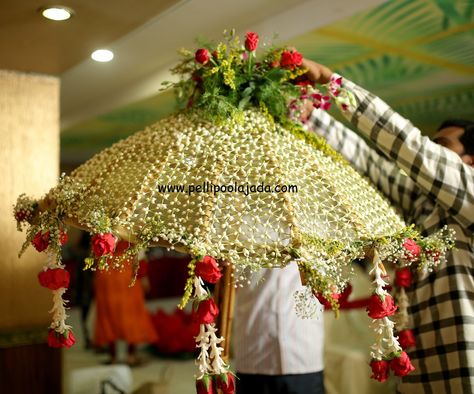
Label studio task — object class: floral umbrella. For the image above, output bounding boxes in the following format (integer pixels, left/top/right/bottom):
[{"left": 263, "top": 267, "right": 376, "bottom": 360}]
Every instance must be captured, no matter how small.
[{"left": 15, "top": 30, "right": 453, "bottom": 391}]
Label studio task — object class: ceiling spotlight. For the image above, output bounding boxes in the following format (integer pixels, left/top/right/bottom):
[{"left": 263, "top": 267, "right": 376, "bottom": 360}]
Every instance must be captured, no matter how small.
[
  {"left": 40, "top": 6, "right": 74, "bottom": 21},
  {"left": 91, "top": 49, "right": 114, "bottom": 63}
]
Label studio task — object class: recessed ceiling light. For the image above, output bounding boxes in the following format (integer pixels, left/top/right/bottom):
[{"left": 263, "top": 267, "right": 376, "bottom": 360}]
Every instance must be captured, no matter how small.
[
  {"left": 91, "top": 49, "right": 114, "bottom": 63},
  {"left": 40, "top": 6, "right": 73, "bottom": 21}
]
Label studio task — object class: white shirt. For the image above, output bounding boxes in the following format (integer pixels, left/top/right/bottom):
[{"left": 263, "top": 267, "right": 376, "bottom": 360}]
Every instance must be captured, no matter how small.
[{"left": 233, "top": 262, "right": 324, "bottom": 375}]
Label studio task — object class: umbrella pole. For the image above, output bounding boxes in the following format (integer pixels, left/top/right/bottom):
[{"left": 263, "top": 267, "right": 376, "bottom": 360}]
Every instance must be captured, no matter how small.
[{"left": 213, "top": 262, "right": 235, "bottom": 362}]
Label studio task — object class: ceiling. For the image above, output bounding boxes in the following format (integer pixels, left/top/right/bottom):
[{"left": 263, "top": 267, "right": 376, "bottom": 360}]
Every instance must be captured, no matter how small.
[
  {"left": 1, "top": 0, "right": 473, "bottom": 167},
  {"left": 0, "top": 0, "right": 180, "bottom": 74}
]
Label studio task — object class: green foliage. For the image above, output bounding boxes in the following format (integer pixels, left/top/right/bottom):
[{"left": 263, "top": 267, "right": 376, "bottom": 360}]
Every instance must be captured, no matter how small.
[{"left": 164, "top": 30, "right": 309, "bottom": 124}]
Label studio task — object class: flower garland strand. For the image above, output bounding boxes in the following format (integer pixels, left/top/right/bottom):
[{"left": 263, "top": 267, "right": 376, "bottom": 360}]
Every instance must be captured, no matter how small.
[
  {"left": 192, "top": 256, "right": 235, "bottom": 394},
  {"left": 38, "top": 251, "right": 76, "bottom": 348},
  {"left": 367, "top": 249, "right": 415, "bottom": 382}
]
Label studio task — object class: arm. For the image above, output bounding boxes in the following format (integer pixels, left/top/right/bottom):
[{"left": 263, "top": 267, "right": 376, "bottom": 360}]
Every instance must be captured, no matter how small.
[
  {"left": 338, "top": 76, "right": 474, "bottom": 230},
  {"left": 301, "top": 58, "right": 474, "bottom": 230},
  {"left": 308, "top": 109, "right": 419, "bottom": 215}
]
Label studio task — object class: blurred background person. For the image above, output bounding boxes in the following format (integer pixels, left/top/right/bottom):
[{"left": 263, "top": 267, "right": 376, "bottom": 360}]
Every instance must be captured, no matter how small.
[{"left": 94, "top": 240, "right": 158, "bottom": 366}]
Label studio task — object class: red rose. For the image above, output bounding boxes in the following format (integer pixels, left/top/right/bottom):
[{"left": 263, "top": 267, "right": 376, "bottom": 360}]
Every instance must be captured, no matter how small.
[
  {"left": 280, "top": 50, "right": 303, "bottom": 69},
  {"left": 395, "top": 267, "right": 412, "bottom": 288},
  {"left": 195, "top": 256, "right": 222, "bottom": 284},
  {"left": 366, "top": 294, "right": 397, "bottom": 319},
  {"left": 292, "top": 51, "right": 303, "bottom": 66},
  {"left": 245, "top": 32, "right": 259, "bottom": 52},
  {"left": 398, "top": 329, "right": 416, "bottom": 349},
  {"left": 370, "top": 359, "right": 390, "bottom": 382},
  {"left": 38, "top": 268, "right": 70, "bottom": 290},
  {"left": 14, "top": 210, "right": 27, "bottom": 222},
  {"left": 216, "top": 372, "right": 235, "bottom": 394},
  {"left": 402, "top": 238, "right": 421, "bottom": 262},
  {"left": 390, "top": 351, "right": 415, "bottom": 377},
  {"left": 195, "top": 49, "right": 210, "bottom": 65},
  {"left": 196, "top": 375, "right": 214, "bottom": 394},
  {"left": 426, "top": 249, "right": 441, "bottom": 262},
  {"left": 194, "top": 298, "right": 219, "bottom": 324},
  {"left": 91, "top": 233, "right": 116, "bottom": 257},
  {"left": 59, "top": 230, "right": 68, "bottom": 245},
  {"left": 47, "top": 329, "right": 76, "bottom": 348},
  {"left": 32, "top": 230, "right": 50, "bottom": 252}
]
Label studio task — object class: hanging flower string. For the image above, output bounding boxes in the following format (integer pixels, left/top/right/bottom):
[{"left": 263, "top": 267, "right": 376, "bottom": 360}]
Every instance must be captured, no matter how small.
[
  {"left": 37, "top": 246, "right": 76, "bottom": 348},
  {"left": 368, "top": 249, "right": 415, "bottom": 382},
  {"left": 192, "top": 256, "right": 235, "bottom": 394}
]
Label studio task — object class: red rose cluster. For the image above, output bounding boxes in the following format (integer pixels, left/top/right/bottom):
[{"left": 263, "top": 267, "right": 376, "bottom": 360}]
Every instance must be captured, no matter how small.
[
  {"left": 38, "top": 268, "right": 70, "bottom": 290},
  {"left": 48, "top": 329, "right": 76, "bottom": 348},
  {"left": 280, "top": 49, "right": 303, "bottom": 70},
  {"left": 370, "top": 351, "right": 415, "bottom": 382},
  {"left": 196, "top": 372, "right": 235, "bottom": 394}
]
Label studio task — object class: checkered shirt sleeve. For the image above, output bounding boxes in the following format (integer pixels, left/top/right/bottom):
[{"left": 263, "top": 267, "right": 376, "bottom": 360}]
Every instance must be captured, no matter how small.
[{"left": 336, "top": 75, "right": 474, "bottom": 231}]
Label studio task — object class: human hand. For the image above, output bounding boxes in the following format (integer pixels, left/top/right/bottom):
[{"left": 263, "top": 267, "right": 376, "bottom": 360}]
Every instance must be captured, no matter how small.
[{"left": 301, "top": 58, "right": 333, "bottom": 85}]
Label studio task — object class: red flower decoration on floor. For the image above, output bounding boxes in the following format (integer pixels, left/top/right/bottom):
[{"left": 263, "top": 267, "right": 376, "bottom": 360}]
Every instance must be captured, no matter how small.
[
  {"left": 398, "top": 329, "right": 416, "bottom": 349},
  {"left": 193, "top": 298, "right": 219, "bottom": 324},
  {"left": 47, "top": 329, "right": 76, "bottom": 348},
  {"left": 32, "top": 230, "right": 50, "bottom": 252},
  {"left": 370, "top": 359, "right": 390, "bottom": 382},
  {"left": 38, "top": 268, "right": 70, "bottom": 290},
  {"left": 390, "top": 351, "right": 415, "bottom": 377},
  {"left": 366, "top": 294, "right": 397, "bottom": 319},
  {"left": 195, "top": 256, "right": 222, "bottom": 284}
]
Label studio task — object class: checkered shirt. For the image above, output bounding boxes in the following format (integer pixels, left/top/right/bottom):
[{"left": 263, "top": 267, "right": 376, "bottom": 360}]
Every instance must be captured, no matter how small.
[{"left": 308, "top": 75, "right": 474, "bottom": 394}]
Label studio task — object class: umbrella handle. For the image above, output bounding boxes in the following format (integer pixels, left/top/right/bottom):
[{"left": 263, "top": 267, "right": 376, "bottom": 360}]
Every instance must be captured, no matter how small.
[{"left": 213, "top": 262, "right": 235, "bottom": 362}]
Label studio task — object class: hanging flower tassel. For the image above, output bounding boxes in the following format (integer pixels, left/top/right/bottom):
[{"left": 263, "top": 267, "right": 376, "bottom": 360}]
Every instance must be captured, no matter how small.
[
  {"left": 38, "top": 253, "right": 75, "bottom": 348},
  {"left": 393, "top": 265, "right": 416, "bottom": 350},
  {"left": 367, "top": 249, "right": 414, "bottom": 381},
  {"left": 191, "top": 256, "right": 235, "bottom": 394},
  {"left": 193, "top": 276, "right": 227, "bottom": 375}
]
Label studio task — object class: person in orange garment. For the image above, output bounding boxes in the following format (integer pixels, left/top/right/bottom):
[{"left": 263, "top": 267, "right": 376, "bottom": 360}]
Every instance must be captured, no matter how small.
[{"left": 94, "top": 240, "right": 158, "bottom": 366}]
